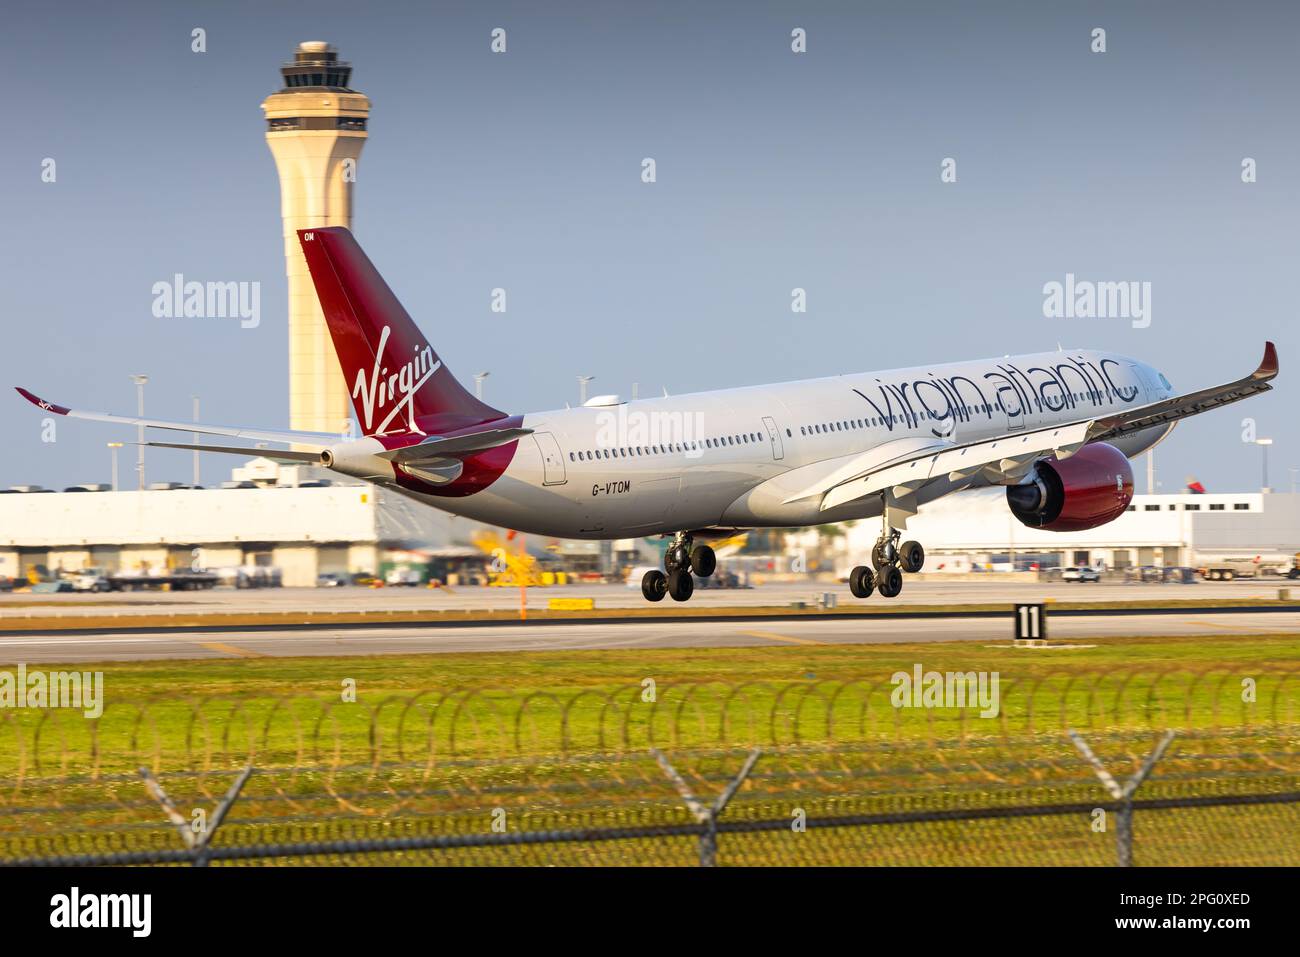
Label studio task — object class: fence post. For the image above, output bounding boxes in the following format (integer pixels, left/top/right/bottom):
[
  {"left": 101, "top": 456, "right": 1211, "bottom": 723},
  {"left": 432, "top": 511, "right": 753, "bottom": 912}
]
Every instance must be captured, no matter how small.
[
  {"left": 139, "top": 764, "right": 255, "bottom": 866},
  {"left": 1067, "top": 730, "right": 1175, "bottom": 866},
  {"left": 651, "top": 748, "right": 760, "bottom": 866}
]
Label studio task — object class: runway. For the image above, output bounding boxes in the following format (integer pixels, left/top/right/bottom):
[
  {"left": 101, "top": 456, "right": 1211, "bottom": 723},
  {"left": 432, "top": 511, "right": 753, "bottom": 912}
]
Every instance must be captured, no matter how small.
[
  {"left": 3, "top": 610, "right": 1296, "bottom": 662},
  {"left": 2, "top": 578, "right": 1295, "bottom": 621}
]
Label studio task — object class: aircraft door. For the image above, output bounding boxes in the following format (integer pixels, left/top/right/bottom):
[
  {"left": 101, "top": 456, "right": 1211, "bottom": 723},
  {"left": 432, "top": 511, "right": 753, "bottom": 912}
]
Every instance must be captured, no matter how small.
[
  {"left": 761, "top": 416, "right": 785, "bottom": 461},
  {"left": 994, "top": 384, "right": 1025, "bottom": 432},
  {"left": 532, "top": 433, "right": 567, "bottom": 486}
]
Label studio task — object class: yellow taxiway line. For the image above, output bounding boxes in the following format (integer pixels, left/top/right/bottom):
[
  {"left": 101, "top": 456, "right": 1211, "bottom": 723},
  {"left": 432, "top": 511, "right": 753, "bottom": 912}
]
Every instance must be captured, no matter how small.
[{"left": 742, "top": 629, "right": 824, "bottom": 646}]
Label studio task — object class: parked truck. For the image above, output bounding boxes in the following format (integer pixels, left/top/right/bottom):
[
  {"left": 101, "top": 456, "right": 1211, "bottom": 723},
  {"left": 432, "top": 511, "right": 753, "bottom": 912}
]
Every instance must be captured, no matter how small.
[{"left": 1198, "top": 553, "right": 1300, "bottom": 581}]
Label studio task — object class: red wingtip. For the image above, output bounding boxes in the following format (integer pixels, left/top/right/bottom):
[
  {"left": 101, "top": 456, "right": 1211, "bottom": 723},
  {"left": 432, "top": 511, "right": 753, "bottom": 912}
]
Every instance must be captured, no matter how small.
[
  {"left": 1256, "top": 341, "right": 1279, "bottom": 379},
  {"left": 15, "top": 387, "right": 69, "bottom": 415}
]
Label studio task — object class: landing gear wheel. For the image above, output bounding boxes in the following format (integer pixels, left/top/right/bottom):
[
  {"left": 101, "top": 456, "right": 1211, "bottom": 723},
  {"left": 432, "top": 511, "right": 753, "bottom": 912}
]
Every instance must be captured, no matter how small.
[
  {"left": 899, "top": 540, "right": 925, "bottom": 574},
  {"left": 667, "top": 568, "right": 694, "bottom": 602},
  {"left": 641, "top": 569, "right": 668, "bottom": 602},
  {"left": 848, "top": 565, "right": 875, "bottom": 599},
  {"left": 690, "top": 545, "right": 716, "bottom": 578},
  {"left": 877, "top": 565, "right": 903, "bottom": 598}
]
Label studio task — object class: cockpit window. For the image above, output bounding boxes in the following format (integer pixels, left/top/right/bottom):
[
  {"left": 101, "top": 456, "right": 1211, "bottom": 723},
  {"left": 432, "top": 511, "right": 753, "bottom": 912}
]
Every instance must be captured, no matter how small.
[{"left": 1158, "top": 373, "right": 1172, "bottom": 390}]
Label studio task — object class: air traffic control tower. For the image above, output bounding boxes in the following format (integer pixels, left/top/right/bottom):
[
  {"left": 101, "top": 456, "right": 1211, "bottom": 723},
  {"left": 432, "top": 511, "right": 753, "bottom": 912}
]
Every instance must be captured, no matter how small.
[{"left": 262, "top": 41, "right": 369, "bottom": 435}]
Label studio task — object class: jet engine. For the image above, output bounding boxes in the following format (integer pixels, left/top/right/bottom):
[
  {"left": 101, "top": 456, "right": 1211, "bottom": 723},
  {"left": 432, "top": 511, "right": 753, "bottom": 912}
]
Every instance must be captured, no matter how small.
[{"left": 1006, "top": 442, "right": 1134, "bottom": 532}]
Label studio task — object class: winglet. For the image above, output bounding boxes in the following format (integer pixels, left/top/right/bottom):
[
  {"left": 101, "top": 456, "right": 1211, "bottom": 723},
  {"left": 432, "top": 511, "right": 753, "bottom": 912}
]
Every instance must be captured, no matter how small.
[
  {"left": 15, "top": 387, "right": 69, "bottom": 416},
  {"left": 1255, "top": 341, "right": 1279, "bottom": 380}
]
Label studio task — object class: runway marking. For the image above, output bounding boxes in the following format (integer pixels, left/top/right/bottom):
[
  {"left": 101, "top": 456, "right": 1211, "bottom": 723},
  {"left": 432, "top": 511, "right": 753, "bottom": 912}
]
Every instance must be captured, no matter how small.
[
  {"left": 1178, "top": 618, "right": 1299, "bottom": 634},
  {"left": 195, "top": 640, "right": 265, "bottom": 658},
  {"left": 742, "top": 630, "right": 823, "bottom": 646}
]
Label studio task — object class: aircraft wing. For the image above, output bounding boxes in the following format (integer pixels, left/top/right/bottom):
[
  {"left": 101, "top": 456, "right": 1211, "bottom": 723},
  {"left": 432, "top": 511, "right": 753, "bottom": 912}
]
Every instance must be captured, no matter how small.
[
  {"left": 143, "top": 440, "right": 323, "bottom": 462},
  {"left": 819, "top": 422, "right": 1091, "bottom": 512},
  {"left": 813, "top": 341, "right": 1278, "bottom": 513},
  {"left": 15, "top": 387, "right": 342, "bottom": 447},
  {"left": 1085, "top": 341, "right": 1277, "bottom": 444}
]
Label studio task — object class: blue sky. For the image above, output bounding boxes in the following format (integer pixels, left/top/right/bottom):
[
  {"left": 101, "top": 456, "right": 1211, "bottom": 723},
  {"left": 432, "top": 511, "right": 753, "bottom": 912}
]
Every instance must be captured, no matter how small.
[{"left": 1, "top": 0, "right": 1295, "bottom": 492}]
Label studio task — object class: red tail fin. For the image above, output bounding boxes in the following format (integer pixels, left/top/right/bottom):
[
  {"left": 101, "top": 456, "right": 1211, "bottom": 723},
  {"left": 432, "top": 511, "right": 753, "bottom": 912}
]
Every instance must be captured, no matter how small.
[{"left": 297, "top": 227, "right": 503, "bottom": 436}]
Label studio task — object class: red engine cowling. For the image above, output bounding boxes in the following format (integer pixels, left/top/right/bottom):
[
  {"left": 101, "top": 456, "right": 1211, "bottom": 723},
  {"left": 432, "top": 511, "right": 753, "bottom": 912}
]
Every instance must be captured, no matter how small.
[{"left": 1006, "top": 442, "right": 1134, "bottom": 532}]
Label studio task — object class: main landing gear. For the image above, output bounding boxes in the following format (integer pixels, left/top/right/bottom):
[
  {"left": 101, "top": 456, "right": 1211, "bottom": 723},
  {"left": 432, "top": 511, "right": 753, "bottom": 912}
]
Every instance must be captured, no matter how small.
[
  {"left": 641, "top": 533, "right": 716, "bottom": 602},
  {"left": 848, "top": 515, "right": 924, "bottom": 601}
]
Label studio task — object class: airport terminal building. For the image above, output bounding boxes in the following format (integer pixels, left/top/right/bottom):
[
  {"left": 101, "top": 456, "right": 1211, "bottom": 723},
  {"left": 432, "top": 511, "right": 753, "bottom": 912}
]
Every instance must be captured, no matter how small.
[{"left": 0, "top": 459, "right": 469, "bottom": 587}]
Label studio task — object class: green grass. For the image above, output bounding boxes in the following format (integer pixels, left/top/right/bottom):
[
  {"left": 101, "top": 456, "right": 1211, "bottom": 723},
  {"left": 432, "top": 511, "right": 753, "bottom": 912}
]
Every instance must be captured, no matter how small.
[
  {"left": 3, "top": 631, "right": 1299, "bottom": 865},
  {"left": 4, "top": 631, "right": 1299, "bottom": 773}
]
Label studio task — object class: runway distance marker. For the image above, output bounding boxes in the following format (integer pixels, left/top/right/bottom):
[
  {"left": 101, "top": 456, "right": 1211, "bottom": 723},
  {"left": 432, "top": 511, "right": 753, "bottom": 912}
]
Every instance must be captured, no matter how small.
[{"left": 1014, "top": 603, "right": 1046, "bottom": 646}]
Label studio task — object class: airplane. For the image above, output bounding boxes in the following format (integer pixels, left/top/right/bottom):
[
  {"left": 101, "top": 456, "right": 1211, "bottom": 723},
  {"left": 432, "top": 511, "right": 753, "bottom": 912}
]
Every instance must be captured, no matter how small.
[{"left": 17, "top": 227, "right": 1279, "bottom": 603}]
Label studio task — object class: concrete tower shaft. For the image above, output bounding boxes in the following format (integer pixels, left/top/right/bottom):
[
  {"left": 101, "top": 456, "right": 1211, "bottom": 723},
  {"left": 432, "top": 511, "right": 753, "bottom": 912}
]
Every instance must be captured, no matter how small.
[{"left": 262, "top": 41, "right": 369, "bottom": 435}]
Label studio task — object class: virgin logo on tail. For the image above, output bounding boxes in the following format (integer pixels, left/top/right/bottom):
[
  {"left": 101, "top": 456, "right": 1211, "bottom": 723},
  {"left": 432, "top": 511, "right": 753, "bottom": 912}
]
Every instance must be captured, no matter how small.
[{"left": 352, "top": 326, "right": 440, "bottom": 435}]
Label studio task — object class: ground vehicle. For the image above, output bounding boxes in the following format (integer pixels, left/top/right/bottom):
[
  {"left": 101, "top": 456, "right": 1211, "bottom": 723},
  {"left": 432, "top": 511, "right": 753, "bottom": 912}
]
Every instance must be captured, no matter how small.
[
  {"left": 112, "top": 568, "right": 219, "bottom": 590},
  {"left": 70, "top": 570, "right": 111, "bottom": 592},
  {"left": 316, "top": 572, "right": 349, "bottom": 587},
  {"left": 1200, "top": 553, "right": 1299, "bottom": 581},
  {"left": 1061, "top": 566, "right": 1100, "bottom": 583},
  {"left": 385, "top": 567, "right": 423, "bottom": 587}
]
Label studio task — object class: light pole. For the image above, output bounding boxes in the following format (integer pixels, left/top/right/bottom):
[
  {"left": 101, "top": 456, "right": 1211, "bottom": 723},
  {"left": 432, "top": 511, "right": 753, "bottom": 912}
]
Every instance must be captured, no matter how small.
[
  {"left": 191, "top": 395, "right": 200, "bottom": 487},
  {"left": 1255, "top": 438, "right": 1273, "bottom": 493},
  {"left": 130, "top": 374, "right": 148, "bottom": 489},
  {"left": 577, "top": 375, "right": 594, "bottom": 405},
  {"left": 473, "top": 372, "right": 490, "bottom": 401},
  {"left": 107, "top": 442, "right": 123, "bottom": 491}
]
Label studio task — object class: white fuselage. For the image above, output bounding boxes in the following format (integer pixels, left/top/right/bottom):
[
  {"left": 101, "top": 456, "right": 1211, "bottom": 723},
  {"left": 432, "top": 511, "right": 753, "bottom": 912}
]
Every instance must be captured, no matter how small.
[{"left": 388, "top": 349, "right": 1175, "bottom": 539}]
